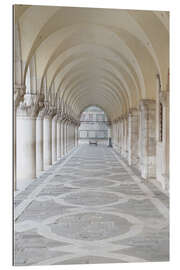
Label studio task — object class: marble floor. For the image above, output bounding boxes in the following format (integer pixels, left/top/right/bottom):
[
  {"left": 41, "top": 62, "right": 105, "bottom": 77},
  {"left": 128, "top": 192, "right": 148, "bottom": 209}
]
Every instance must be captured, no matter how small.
[{"left": 14, "top": 144, "right": 169, "bottom": 266}]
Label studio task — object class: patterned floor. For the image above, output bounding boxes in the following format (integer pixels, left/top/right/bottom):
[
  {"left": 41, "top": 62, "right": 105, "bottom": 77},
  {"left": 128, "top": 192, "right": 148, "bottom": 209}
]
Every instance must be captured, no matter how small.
[{"left": 14, "top": 144, "right": 169, "bottom": 265}]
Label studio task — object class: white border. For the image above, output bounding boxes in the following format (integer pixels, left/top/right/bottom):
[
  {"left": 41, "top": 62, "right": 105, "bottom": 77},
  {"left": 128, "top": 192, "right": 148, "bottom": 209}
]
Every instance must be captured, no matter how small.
[{"left": 0, "top": 0, "right": 179, "bottom": 269}]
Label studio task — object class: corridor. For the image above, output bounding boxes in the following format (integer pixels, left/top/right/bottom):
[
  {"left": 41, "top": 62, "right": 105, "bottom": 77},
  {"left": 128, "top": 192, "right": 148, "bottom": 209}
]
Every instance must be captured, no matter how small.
[
  {"left": 13, "top": 5, "right": 169, "bottom": 266},
  {"left": 14, "top": 144, "right": 169, "bottom": 265}
]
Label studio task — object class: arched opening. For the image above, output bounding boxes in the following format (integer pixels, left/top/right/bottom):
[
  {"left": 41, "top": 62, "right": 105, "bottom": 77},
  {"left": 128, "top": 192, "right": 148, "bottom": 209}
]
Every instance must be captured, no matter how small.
[{"left": 78, "top": 106, "right": 110, "bottom": 145}]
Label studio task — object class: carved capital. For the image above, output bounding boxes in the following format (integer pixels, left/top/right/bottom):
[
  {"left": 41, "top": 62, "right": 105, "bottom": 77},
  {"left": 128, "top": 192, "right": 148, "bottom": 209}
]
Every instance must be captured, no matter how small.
[
  {"left": 56, "top": 110, "right": 62, "bottom": 120},
  {"left": 16, "top": 93, "right": 43, "bottom": 118},
  {"left": 139, "top": 99, "right": 156, "bottom": 111},
  {"left": 118, "top": 116, "right": 124, "bottom": 122},
  {"left": 129, "top": 108, "right": 138, "bottom": 117},
  {"left": 44, "top": 105, "right": 57, "bottom": 119},
  {"left": 14, "top": 84, "right": 26, "bottom": 108}
]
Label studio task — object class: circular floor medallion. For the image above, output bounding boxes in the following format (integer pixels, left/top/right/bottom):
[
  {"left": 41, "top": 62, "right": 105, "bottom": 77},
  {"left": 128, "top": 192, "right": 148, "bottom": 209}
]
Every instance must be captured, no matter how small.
[
  {"left": 50, "top": 212, "right": 131, "bottom": 241},
  {"left": 63, "top": 191, "right": 120, "bottom": 206}
]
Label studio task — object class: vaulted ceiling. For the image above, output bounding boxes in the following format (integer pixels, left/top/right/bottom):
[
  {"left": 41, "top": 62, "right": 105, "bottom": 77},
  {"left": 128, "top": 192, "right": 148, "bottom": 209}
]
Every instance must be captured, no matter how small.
[{"left": 14, "top": 5, "right": 169, "bottom": 120}]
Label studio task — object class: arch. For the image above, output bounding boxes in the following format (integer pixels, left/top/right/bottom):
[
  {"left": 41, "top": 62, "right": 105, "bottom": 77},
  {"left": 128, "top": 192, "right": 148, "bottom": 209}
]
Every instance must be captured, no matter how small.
[{"left": 14, "top": 5, "right": 169, "bottom": 121}]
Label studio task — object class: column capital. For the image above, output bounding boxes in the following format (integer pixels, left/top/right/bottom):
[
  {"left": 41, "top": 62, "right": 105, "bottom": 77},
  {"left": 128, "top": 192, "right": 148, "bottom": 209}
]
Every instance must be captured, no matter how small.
[
  {"left": 128, "top": 107, "right": 138, "bottom": 116},
  {"left": 56, "top": 111, "right": 61, "bottom": 120},
  {"left": 16, "top": 93, "right": 44, "bottom": 118},
  {"left": 37, "top": 101, "right": 48, "bottom": 119},
  {"left": 14, "top": 84, "right": 26, "bottom": 108},
  {"left": 117, "top": 116, "right": 121, "bottom": 122},
  {"left": 69, "top": 117, "right": 76, "bottom": 126},
  {"left": 60, "top": 112, "right": 68, "bottom": 123},
  {"left": 112, "top": 119, "right": 117, "bottom": 124},
  {"left": 118, "top": 115, "right": 126, "bottom": 122},
  {"left": 139, "top": 99, "right": 156, "bottom": 111},
  {"left": 123, "top": 113, "right": 129, "bottom": 120},
  {"left": 44, "top": 105, "right": 57, "bottom": 119},
  {"left": 52, "top": 114, "right": 59, "bottom": 121},
  {"left": 75, "top": 120, "right": 80, "bottom": 127}
]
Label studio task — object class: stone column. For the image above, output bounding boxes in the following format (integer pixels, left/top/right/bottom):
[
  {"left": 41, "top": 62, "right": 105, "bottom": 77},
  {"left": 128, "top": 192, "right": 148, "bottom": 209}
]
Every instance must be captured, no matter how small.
[
  {"left": 69, "top": 122, "right": 72, "bottom": 151},
  {"left": 76, "top": 124, "right": 79, "bottom": 146},
  {"left": 14, "top": 84, "right": 25, "bottom": 190},
  {"left": 16, "top": 94, "right": 38, "bottom": 189},
  {"left": 128, "top": 108, "right": 139, "bottom": 167},
  {"left": 72, "top": 123, "right": 75, "bottom": 148},
  {"left": 121, "top": 116, "right": 126, "bottom": 157},
  {"left": 72, "top": 123, "right": 74, "bottom": 149},
  {"left": 112, "top": 122, "right": 115, "bottom": 146},
  {"left": 119, "top": 118, "right": 123, "bottom": 153},
  {"left": 74, "top": 124, "right": 77, "bottom": 147},
  {"left": 116, "top": 121, "right": 120, "bottom": 151},
  {"left": 107, "top": 123, "right": 112, "bottom": 147},
  {"left": 139, "top": 100, "right": 156, "bottom": 179},
  {"left": 71, "top": 124, "right": 74, "bottom": 149},
  {"left": 63, "top": 121, "right": 67, "bottom": 155},
  {"left": 113, "top": 120, "right": 118, "bottom": 148},
  {"left": 60, "top": 119, "right": 65, "bottom": 157},
  {"left": 66, "top": 121, "right": 70, "bottom": 153},
  {"left": 115, "top": 120, "right": 119, "bottom": 150},
  {"left": 125, "top": 115, "right": 129, "bottom": 159},
  {"left": 36, "top": 107, "right": 45, "bottom": 176},
  {"left": 43, "top": 113, "right": 52, "bottom": 170},
  {"left": 156, "top": 91, "right": 169, "bottom": 190},
  {"left": 52, "top": 114, "right": 58, "bottom": 164},
  {"left": 116, "top": 122, "right": 118, "bottom": 148},
  {"left": 64, "top": 121, "right": 67, "bottom": 155},
  {"left": 74, "top": 124, "right": 78, "bottom": 147},
  {"left": 57, "top": 116, "right": 61, "bottom": 159},
  {"left": 162, "top": 91, "right": 169, "bottom": 190}
]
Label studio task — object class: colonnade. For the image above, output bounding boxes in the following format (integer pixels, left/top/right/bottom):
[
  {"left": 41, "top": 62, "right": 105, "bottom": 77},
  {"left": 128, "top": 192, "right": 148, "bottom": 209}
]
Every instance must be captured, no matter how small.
[
  {"left": 111, "top": 97, "right": 169, "bottom": 191},
  {"left": 13, "top": 6, "right": 169, "bottom": 194},
  {"left": 15, "top": 93, "right": 80, "bottom": 190},
  {"left": 15, "top": 95, "right": 169, "bottom": 192}
]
